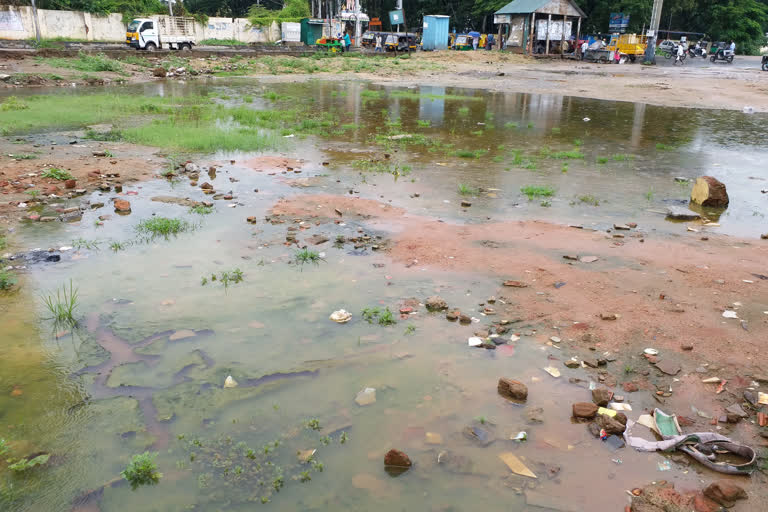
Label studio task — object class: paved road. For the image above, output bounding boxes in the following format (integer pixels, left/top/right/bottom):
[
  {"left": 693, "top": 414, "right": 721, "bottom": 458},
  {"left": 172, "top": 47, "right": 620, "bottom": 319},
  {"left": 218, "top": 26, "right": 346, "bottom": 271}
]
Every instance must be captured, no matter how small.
[{"left": 655, "top": 54, "right": 764, "bottom": 71}]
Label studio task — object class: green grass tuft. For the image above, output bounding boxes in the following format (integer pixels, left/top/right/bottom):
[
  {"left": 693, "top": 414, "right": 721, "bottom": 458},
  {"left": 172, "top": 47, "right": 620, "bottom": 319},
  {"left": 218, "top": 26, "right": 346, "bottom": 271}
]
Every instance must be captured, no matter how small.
[
  {"left": 521, "top": 185, "right": 555, "bottom": 200},
  {"left": 121, "top": 452, "right": 162, "bottom": 490},
  {"left": 41, "top": 167, "right": 73, "bottom": 180},
  {"left": 136, "top": 217, "right": 191, "bottom": 238},
  {"left": 457, "top": 184, "right": 478, "bottom": 196},
  {"left": 41, "top": 280, "right": 79, "bottom": 328}
]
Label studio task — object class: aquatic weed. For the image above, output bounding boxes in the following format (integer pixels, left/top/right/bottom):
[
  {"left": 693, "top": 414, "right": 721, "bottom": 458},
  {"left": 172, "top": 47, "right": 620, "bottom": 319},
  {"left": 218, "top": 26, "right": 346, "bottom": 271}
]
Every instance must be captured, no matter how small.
[
  {"left": 551, "top": 127, "right": 561, "bottom": 134},
  {"left": 457, "top": 184, "right": 478, "bottom": 196},
  {"left": 377, "top": 308, "right": 396, "bottom": 326},
  {"left": 551, "top": 150, "right": 584, "bottom": 159},
  {"left": 612, "top": 154, "right": 633, "bottom": 161},
  {"left": 458, "top": 107, "right": 469, "bottom": 116},
  {"left": 109, "top": 240, "right": 128, "bottom": 252},
  {"left": 504, "top": 121, "right": 518, "bottom": 129},
  {"left": 295, "top": 248, "right": 323, "bottom": 266},
  {"left": 71, "top": 238, "right": 100, "bottom": 250},
  {"left": 404, "top": 325, "right": 416, "bottom": 335},
  {"left": 189, "top": 205, "right": 213, "bottom": 215},
  {"left": 0, "top": 235, "right": 6, "bottom": 250},
  {"left": 416, "top": 119, "right": 431, "bottom": 127},
  {"left": 41, "top": 280, "right": 79, "bottom": 328},
  {"left": 453, "top": 149, "right": 486, "bottom": 159},
  {"left": 561, "top": 163, "right": 569, "bottom": 173},
  {"left": 340, "top": 431, "right": 349, "bottom": 444},
  {"left": 573, "top": 138, "right": 583, "bottom": 146},
  {"left": 655, "top": 142, "right": 673, "bottom": 150},
  {"left": 0, "top": 270, "right": 17, "bottom": 291},
  {"left": 8, "top": 453, "right": 50, "bottom": 472},
  {"left": 578, "top": 195, "right": 600, "bottom": 206},
  {"left": 645, "top": 188, "right": 655, "bottom": 201},
  {"left": 121, "top": 452, "right": 162, "bottom": 490},
  {"left": 596, "top": 157, "right": 609, "bottom": 164},
  {"left": 305, "top": 418, "right": 321, "bottom": 431},
  {"left": 521, "top": 185, "right": 555, "bottom": 200},
  {"left": 136, "top": 217, "right": 191, "bottom": 238}
]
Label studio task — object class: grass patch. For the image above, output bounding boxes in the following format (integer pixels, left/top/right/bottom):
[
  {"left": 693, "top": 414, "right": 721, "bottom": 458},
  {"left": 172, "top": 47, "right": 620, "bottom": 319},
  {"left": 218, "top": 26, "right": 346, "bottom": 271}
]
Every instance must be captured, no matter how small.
[
  {"left": 457, "top": 184, "right": 478, "bottom": 196},
  {"left": 201, "top": 268, "right": 244, "bottom": 290},
  {"left": 551, "top": 127, "right": 561, "bottom": 134},
  {"left": 71, "top": 238, "right": 100, "bottom": 250},
  {"left": 37, "top": 52, "right": 124, "bottom": 73},
  {"left": 551, "top": 150, "right": 584, "bottom": 159},
  {"left": 645, "top": 188, "right": 654, "bottom": 201},
  {"left": 454, "top": 149, "right": 487, "bottom": 159},
  {"left": 109, "top": 240, "right": 128, "bottom": 252},
  {"left": 416, "top": 119, "right": 431, "bottom": 127},
  {"left": 655, "top": 142, "right": 673, "bottom": 150},
  {"left": 458, "top": 107, "right": 469, "bottom": 116},
  {"left": 11, "top": 153, "right": 36, "bottom": 159},
  {"left": 200, "top": 38, "right": 248, "bottom": 46},
  {"left": 521, "top": 185, "right": 555, "bottom": 200},
  {"left": 504, "top": 121, "right": 518, "bottom": 129},
  {"left": 389, "top": 90, "right": 483, "bottom": 102},
  {"left": 0, "top": 235, "right": 6, "bottom": 250},
  {"left": 0, "top": 270, "right": 16, "bottom": 291},
  {"left": 136, "top": 217, "right": 191, "bottom": 238},
  {"left": 190, "top": 205, "right": 213, "bottom": 215},
  {"left": 41, "top": 167, "right": 73, "bottom": 180},
  {"left": 596, "top": 157, "right": 609, "bottom": 164},
  {"left": 41, "top": 280, "right": 79, "bottom": 328},
  {"left": 573, "top": 138, "right": 583, "bottom": 146},
  {"left": 612, "top": 154, "right": 633, "bottom": 161},
  {"left": 577, "top": 195, "right": 600, "bottom": 206}
]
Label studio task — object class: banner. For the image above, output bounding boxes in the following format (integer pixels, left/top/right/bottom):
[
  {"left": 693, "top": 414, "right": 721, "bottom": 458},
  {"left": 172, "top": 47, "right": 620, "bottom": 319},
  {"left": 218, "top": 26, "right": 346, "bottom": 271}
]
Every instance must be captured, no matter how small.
[
  {"left": 389, "top": 9, "right": 404, "bottom": 26},
  {"left": 609, "top": 13, "right": 630, "bottom": 33}
]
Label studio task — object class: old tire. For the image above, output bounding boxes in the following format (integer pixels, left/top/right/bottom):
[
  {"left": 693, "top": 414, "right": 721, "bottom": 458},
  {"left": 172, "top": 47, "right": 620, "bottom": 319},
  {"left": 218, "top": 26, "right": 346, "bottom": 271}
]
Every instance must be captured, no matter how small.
[{"left": 145, "top": 42, "right": 157, "bottom": 52}]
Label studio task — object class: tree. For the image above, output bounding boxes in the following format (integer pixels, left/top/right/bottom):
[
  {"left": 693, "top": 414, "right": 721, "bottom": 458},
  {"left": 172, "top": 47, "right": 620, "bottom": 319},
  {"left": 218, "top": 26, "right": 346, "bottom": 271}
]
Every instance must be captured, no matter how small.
[
  {"left": 249, "top": 0, "right": 311, "bottom": 26},
  {"left": 708, "top": 0, "right": 768, "bottom": 54}
]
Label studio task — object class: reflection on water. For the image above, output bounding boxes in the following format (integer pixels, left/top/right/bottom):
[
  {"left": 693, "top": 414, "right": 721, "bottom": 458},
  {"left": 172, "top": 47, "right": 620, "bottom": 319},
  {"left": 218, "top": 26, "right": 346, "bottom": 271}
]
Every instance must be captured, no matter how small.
[{"left": 1, "top": 78, "right": 767, "bottom": 511}]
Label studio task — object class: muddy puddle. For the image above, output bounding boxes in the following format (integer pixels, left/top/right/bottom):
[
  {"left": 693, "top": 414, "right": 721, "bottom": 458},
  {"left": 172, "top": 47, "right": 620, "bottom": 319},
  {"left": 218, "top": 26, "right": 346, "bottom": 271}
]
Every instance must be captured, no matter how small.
[{"left": 1, "top": 79, "right": 766, "bottom": 511}]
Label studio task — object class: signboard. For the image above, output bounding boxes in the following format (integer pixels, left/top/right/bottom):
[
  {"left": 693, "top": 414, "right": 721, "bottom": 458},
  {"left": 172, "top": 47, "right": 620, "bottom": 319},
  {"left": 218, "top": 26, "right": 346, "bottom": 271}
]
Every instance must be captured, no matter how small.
[
  {"left": 535, "top": 20, "right": 572, "bottom": 41},
  {"left": 389, "top": 9, "right": 404, "bottom": 26},
  {"left": 609, "top": 13, "right": 630, "bottom": 33},
  {"left": 494, "top": 14, "right": 511, "bottom": 24},
  {"left": 281, "top": 22, "right": 300, "bottom": 42}
]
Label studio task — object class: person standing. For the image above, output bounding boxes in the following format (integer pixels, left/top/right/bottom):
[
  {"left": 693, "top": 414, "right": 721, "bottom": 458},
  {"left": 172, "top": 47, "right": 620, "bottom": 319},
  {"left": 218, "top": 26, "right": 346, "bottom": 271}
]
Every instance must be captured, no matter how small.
[
  {"left": 344, "top": 32, "right": 352, "bottom": 53},
  {"left": 674, "top": 42, "right": 684, "bottom": 65},
  {"left": 581, "top": 39, "right": 588, "bottom": 60},
  {"left": 375, "top": 34, "right": 382, "bottom": 53},
  {"left": 729, "top": 39, "right": 736, "bottom": 55}
]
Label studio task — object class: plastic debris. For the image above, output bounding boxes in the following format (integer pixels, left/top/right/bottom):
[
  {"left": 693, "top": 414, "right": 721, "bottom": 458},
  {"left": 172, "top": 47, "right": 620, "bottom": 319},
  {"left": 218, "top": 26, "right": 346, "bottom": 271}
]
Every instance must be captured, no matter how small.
[
  {"left": 583, "top": 117, "right": 591, "bottom": 122},
  {"left": 468, "top": 337, "right": 483, "bottom": 347},
  {"left": 716, "top": 380, "right": 727, "bottom": 394},
  {"left": 605, "top": 435, "right": 625, "bottom": 451},
  {"left": 644, "top": 348, "right": 659, "bottom": 356},
  {"left": 297, "top": 449, "right": 316, "bottom": 462},
  {"left": 330, "top": 309, "right": 352, "bottom": 323},
  {"left": 598, "top": 407, "right": 617, "bottom": 417},
  {"left": 758, "top": 392, "right": 768, "bottom": 405},
  {"left": 722, "top": 310, "right": 739, "bottom": 319},
  {"left": 702, "top": 377, "right": 721, "bottom": 383},
  {"left": 224, "top": 375, "right": 238, "bottom": 388},
  {"left": 542, "top": 366, "right": 561, "bottom": 378},
  {"left": 550, "top": 336, "right": 561, "bottom": 343},
  {"left": 498, "top": 452, "right": 536, "bottom": 478},
  {"left": 654, "top": 409, "right": 682, "bottom": 436},
  {"left": 511, "top": 431, "right": 528, "bottom": 442},
  {"left": 588, "top": 381, "right": 597, "bottom": 390},
  {"left": 657, "top": 460, "right": 671, "bottom": 471},
  {"left": 609, "top": 403, "right": 632, "bottom": 411},
  {"left": 509, "top": 334, "right": 520, "bottom": 342},
  {"left": 612, "top": 458, "right": 623, "bottom": 465},
  {"left": 355, "top": 387, "right": 376, "bottom": 406}
]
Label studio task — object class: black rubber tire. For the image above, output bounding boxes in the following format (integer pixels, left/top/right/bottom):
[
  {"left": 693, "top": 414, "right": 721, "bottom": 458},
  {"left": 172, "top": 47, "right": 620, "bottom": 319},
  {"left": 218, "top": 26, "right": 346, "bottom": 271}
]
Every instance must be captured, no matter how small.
[
  {"left": 710, "top": 55, "right": 716, "bottom": 63},
  {"left": 144, "top": 42, "right": 157, "bottom": 52},
  {"left": 727, "top": 55, "right": 733, "bottom": 64},
  {"left": 629, "top": 55, "right": 636, "bottom": 63},
  {"left": 180, "top": 43, "right": 191, "bottom": 52},
  {"left": 763, "top": 62, "right": 768, "bottom": 71},
  {"left": 664, "top": 52, "right": 671, "bottom": 59}
]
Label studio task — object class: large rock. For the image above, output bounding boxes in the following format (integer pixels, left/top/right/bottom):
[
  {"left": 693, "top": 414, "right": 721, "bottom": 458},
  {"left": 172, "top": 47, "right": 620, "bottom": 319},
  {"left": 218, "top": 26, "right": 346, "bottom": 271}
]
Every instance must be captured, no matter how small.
[
  {"left": 425, "top": 296, "right": 448, "bottom": 311},
  {"left": 592, "top": 388, "right": 613, "bottom": 406},
  {"left": 598, "top": 414, "right": 626, "bottom": 435},
  {"left": 113, "top": 199, "right": 131, "bottom": 213},
  {"left": 572, "top": 402, "right": 598, "bottom": 419},
  {"left": 691, "top": 176, "right": 729, "bottom": 208},
  {"left": 703, "top": 480, "right": 747, "bottom": 507},
  {"left": 498, "top": 378, "right": 527, "bottom": 402},
  {"left": 384, "top": 449, "right": 412, "bottom": 468}
]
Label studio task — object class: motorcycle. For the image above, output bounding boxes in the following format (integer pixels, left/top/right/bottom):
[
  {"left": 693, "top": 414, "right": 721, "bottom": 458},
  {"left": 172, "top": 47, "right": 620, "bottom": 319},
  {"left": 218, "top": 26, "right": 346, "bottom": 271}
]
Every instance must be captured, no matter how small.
[
  {"left": 687, "top": 46, "right": 707, "bottom": 58},
  {"left": 763, "top": 55, "right": 768, "bottom": 71},
  {"left": 710, "top": 43, "right": 734, "bottom": 64}
]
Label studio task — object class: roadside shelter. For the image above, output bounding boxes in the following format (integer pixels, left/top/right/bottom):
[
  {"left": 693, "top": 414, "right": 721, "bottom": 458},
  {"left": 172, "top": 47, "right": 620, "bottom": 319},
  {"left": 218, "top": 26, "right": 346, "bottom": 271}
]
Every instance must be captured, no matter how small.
[
  {"left": 493, "top": 0, "right": 585, "bottom": 56},
  {"left": 301, "top": 18, "right": 326, "bottom": 45},
  {"left": 422, "top": 15, "right": 450, "bottom": 50}
]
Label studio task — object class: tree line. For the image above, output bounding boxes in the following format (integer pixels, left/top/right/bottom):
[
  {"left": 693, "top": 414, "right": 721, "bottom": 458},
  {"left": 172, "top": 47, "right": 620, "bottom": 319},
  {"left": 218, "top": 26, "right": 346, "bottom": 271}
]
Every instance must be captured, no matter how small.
[{"left": 13, "top": 0, "right": 768, "bottom": 53}]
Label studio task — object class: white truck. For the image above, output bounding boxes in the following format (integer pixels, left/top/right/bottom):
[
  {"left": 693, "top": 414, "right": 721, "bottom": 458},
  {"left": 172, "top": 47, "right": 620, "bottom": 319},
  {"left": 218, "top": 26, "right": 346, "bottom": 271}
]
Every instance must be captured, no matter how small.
[{"left": 126, "top": 16, "right": 196, "bottom": 51}]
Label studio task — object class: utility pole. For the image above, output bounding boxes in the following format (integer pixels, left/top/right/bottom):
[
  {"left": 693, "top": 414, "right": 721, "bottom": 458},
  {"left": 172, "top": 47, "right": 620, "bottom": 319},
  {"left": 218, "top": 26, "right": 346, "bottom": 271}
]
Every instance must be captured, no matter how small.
[
  {"left": 643, "top": 0, "right": 663, "bottom": 63},
  {"left": 354, "top": 0, "right": 361, "bottom": 47},
  {"left": 168, "top": 0, "right": 173, "bottom": 16},
  {"left": 30, "top": 0, "right": 42, "bottom": 43}
]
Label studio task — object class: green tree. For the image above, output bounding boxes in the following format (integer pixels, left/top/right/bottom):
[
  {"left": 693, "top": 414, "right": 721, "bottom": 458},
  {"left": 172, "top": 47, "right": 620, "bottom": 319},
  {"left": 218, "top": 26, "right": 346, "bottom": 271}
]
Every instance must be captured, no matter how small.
[{"left": 708, "top": 0, "right": 767, "bottom": 54}]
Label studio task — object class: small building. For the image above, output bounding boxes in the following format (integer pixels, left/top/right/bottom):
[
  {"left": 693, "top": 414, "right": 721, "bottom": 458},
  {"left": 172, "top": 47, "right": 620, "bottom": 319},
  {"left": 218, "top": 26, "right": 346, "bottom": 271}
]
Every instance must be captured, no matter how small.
[
  {"left": 300, "top": 18, "right": 326, "bottom": 45},
  {"left": 494, "top": 0, "right": 585, "bottom": 56},
  {"left": 422, "top": 15, "right": 450, "bottom": 51}
]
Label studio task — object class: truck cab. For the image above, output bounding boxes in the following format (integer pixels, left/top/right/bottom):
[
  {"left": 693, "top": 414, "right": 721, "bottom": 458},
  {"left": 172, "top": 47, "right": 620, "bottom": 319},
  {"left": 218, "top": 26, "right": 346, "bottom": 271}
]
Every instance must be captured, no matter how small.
[
  {"left": 126, "top": 18, "right": 158, "bottom": 50},
  {"left": 126, "top": 16, "right": 196, "bottom": 51}
]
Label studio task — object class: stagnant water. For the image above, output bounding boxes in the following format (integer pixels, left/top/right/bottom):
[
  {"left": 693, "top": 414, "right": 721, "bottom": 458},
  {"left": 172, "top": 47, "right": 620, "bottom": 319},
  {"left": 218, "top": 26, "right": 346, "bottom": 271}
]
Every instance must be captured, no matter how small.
[{"left": 1, "top": 79, "right": 766, "bottom": 511}]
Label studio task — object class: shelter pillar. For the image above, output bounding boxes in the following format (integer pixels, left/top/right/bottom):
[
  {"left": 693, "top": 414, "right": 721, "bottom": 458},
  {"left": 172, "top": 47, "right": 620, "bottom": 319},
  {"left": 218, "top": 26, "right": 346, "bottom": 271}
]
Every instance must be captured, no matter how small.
[{"left": 545, "top": 14, "right": 551, "bottom": 54}]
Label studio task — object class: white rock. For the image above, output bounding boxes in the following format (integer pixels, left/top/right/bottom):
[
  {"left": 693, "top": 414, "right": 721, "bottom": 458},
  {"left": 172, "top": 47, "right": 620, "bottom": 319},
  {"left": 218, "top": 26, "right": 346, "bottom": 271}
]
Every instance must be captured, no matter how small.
[
  {"left": 355, "top": 387, "right": 376, "bottom": 406},
  {"left": 224, "top": 375, "right": 238, "bottom": 388},
  {"left": 468, "top": 337, "right": 483, "bottom": 347},
  {"left": 330, "top": 309, "right": 352, "bottom": 323}
]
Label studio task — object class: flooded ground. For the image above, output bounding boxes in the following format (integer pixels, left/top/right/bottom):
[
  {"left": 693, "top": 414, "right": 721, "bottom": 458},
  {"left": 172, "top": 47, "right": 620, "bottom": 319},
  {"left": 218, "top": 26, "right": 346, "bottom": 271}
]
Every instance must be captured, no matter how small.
[{"left": 1, "top": 79, "right": 766, "bottom": 511}]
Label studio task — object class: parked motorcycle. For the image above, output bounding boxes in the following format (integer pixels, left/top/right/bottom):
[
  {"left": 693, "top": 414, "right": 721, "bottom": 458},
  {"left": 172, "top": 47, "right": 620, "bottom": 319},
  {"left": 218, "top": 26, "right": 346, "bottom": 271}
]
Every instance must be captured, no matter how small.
[{"left": 687, "top": 46, "right": 707, "bottom": 58}]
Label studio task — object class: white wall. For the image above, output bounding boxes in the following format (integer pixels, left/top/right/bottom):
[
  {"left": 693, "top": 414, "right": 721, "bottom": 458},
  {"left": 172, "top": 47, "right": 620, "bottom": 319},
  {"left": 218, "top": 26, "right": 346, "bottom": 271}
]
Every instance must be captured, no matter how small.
[{"left": 0, "top": 5, "right": 281, "bottom": 43}]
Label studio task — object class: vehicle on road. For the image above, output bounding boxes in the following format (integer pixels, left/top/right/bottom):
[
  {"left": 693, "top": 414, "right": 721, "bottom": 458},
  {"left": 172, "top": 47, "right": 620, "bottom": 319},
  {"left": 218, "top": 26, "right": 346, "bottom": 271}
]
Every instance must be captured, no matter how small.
[
  {"left": 606, "top": 33, "right": 647, "bottom": 63},
  {"left": 687, "top": 44, "right": 707, "bottom": 58},
  {"left": 762, "top": 55, "right": 768, "bottom": 71},
  {"left": 657, "top": 39, "right": 676, "bottom": 58},
  {"left": 126, "top": 16, "right": 196, "bottom": 51},
  {"left": 709, "top": 42, "right": 734, "bottom": 64}
]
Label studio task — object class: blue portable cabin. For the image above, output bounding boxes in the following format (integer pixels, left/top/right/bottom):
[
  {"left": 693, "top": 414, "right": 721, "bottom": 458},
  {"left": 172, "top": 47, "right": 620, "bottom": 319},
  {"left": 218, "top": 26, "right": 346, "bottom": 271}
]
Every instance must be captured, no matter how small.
[{"left": 422, "top": 15, "right": 450, "bottom": 51}]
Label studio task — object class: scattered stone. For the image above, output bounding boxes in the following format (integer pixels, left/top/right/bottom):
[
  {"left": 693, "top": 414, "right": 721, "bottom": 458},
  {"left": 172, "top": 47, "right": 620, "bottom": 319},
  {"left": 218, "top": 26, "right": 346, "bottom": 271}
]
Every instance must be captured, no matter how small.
[
  {"left": 151, "top": 196, "right": 200, "bottom": 207},
  {"left": 563, "top": 254, "right": 578, "bottom": 261},
  {"left": 425, "top": 296, "right": 448, "bottom": 311},
  {"left": 564, "top": 359, "right": 580, "bottom": 369},
  {"left": 703, "top": 481, "right": 747, "bottom": 508},
  {"left": 666, "top": 206, "right": 701, "bottom": 220},
  {"left": 623, "top": 382, "right": 639, "bottom": 393},
  {"left": 200, "top": 182, "right": 213, "bottom": 190},
  {"left": 503, "top": 280, "right": 528, "bottom": 288},
  {"left": 152, "top": 67, "right": 167, "bottom": 77},
  {"left": 246, "top": 216, "right": 257, "bottom": 224},
  {"left": 572, "top": 402, "right": 598, "bottom": 419},
  {"left": 459, "top": 314, "right": 471, "bottom": 324},
  {"left": 446, "top": 310, "right": 460, "bottom": 321},
  {"left": 655, "top": 360, "right": 681, "bottom": 376},
  {"left": 587, "top": 422, "right": 602, "bottom": 438},
  {"left": 583, "top": 359, "right": 599, "bottom": 368},
  {"left": 425, "top": 432, "right": 443, "bottom": 445},
  {"left": 497, "top": 378, "right": 527, "bottom": 402},
  {"left": 113, "top": 199, "right": 131, "bottom": 213},
  {"left": 613, "top": 224, "right": 631, "bottom": 230},
  {"left": 306, "top": 234, "right": 329, "bottom": 245},
  {"left": 463, "top": 424, "right": 495, "bottom": 446},
  {"left": 579, "top": 255, "right": 599, "bottom": 263},
  {"left": 597, "top": 414, "right": 626, "bottom": 435},
  {"left": 525, "top": 407, "right": 544, "bottom": 423},
  {"left": 592, "top": 388, "right": 613, "bottom": 406},
  {"left": 460, "top": 200, "right": 471, "bottom": 207},
  {"left": 600, "top": 313, "right": 618, "bottom": 320},
  {"left": 223, "top": 375, "right": 238, "bottom": 388},
  {"left": 725, "top": 403, "right": 748, "bottom": 419},
  {"left": 383, "top": 449, "right": 412, "bottom": 468},
  {"left": 691, "top": 176, "right": 729, "bottom": 208},
  {"left": 681, "top": 344, "right": 694, "bottom": 351},
  {"left": 355, "top": 387, "right": 377, "bottom": 406}
]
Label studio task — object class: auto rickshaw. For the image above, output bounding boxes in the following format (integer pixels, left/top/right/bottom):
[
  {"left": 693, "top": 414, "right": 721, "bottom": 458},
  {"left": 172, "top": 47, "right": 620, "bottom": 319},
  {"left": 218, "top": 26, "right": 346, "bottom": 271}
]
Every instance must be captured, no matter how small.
[
  {"left": 316, "top": 36, "right": 343, "bottom": 52},
  {"left": 454, "top": 34, "right": 473, "bottom": 51},
  {"left": 384, "top": 33, "right": 418, "bottom": 52}
]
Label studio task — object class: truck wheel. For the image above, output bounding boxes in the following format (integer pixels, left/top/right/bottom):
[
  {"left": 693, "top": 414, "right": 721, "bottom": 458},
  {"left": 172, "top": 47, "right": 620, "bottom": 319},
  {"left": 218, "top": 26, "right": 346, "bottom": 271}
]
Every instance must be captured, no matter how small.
[
  {"left": 629, "top": 55, "right": 636, "bottom": 63},
  {"left": 180, "top": 43, "right": 191, "bottom": 52},
  {"left": 145, "top": 42, "right": 157, "bottom": 52}
]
